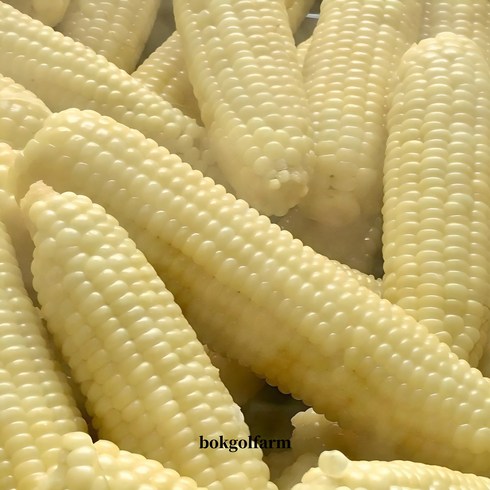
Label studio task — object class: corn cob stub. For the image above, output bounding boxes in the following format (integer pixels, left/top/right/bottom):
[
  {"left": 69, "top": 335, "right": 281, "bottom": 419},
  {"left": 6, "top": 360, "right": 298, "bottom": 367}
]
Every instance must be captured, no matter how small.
[{"left": 19, "top": 181, "right": 276, "bottom": 490}]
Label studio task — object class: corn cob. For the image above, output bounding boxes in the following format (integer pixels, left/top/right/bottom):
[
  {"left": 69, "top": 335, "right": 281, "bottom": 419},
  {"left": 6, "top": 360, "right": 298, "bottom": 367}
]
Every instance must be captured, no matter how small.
[
  {"left": 296, "top": 37, "right": 312, "bottom": 68},
  {"left": 38, "top": 432, "right": 205, "bottom": 490},
  {"left": 57, "top": 0, "right": 160, "bottom": 72},
  {"left": 10, "top": 108, "right": 490, "bottom": 475},
  {"left": 133, "top": 0, "right": 315, "bottom": 124},
  {"left": 0, "top": 1, "right": 212, "bottom": 174},
  {"left": 3, "top": 0, "right": 70, "bottom": 26},
  {"left": 298, "top": 0, "right": 422, "bottom": 226},
  {"left": 20, "top": 181, "right": 276, "bottom": 490},
  {"left": 0, "top": 216, "right": 86, "bottom": 490},
  {"left": 420, "top": 0, "right": 490, "bottom": 62},
  {"left": 173, "top": 0, "right": 313, "bottom": 216},
  {"left": 291, "top": 450, "right": 490, "bottom": 489},
  {"left": 382, "top": 33, "right": 490, "bottom": 366},
  {"left": 0, "top": 75, "right": 51, "bottom": 150}
]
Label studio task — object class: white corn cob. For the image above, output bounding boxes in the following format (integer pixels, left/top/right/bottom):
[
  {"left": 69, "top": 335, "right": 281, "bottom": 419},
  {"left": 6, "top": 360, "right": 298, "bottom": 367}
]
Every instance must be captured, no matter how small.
[
  {"left": 20, "top": 181, "right": 276, "bottom": 490},
  {"left": 291, "top": 450, "right": 490, "bottom": 489},
  {"left": 382, "top": 33, "right": 490, "bottom": 366},
  {"left": 174, "top": 0, "right": 314, "bottom": 216},
  {"left": 133, "top": 0, "right": 315, "bottom": 123},
  {"left": 298, "top": 0, "right": 422, "bottom": 226},
  {"left": 38, "top": 432, "right": 205, "bottom": 490},
  {"left": 10, "top": 108, "right": 490, "bottom": 475},
  {"left": 0, "top": 2, "right": 212, "bottom": 174},
  {"left": 0, "top": 216, "right": 86, "bottom": 490},
  {"left": 420, "top": 0, "right": 490, "bottom": 62},
  {"left": 3, "top": 0, "right": 70, "bottom": 26},
  {"left": 0, "top": 75, "right": 51, "bottom": 150},
  {"left": 57, "top": 0, "right": 160, "bottom": 72}
]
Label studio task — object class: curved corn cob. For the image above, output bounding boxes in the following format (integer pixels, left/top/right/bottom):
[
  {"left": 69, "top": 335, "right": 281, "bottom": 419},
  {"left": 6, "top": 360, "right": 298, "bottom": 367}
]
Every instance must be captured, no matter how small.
[
  {"left": 420, "top": 0, "right": 490, "bottom": 61},
  {"left": 0, "top": 216, "right": 86, "bottom": 490},
  {"left": 3, "top": 0, "right": 70, "bottom": 26},
  {"left": 298, "top": 0, "right": 422, "bottom": 226},
  {"left": 133, "top": 0, "right": 315, "bottom": 124},
  {"left": 20, "top": 181, "right": 276, "bottom": 490},
  {"left": 174, "top": 0, "right": 313, "bottom": 216},
  {"left": 0, "top": 1, "right": 212, "bottom": 174},
  {"left": 57, "top": 0, "right": 160, "bottom": 72},
  {"left": 291, "top": 450, "right": 490, "bottom": 489},
  {"left": 10, "top": 108, "right": 490, "bottom": 475},
  {"left": 38, "top": 432, "right": 205, "bottom": 490},
  {"left": 382, "top": 33, "right": 490, "bottom": 366},
  {"left": 0, "top": 75, "right": 51, "bottom": 150}
]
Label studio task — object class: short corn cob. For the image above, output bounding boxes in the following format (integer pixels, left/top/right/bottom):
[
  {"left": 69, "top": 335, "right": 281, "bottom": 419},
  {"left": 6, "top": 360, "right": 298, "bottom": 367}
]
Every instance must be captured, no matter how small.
[
  {"left": 382, "top": 33, "right": 490, "bottom": 366},
  {"left": 3, "top": 0, "right": 70, "bottom": 26},
  {"left": 420, "top": 0, "right": 490, "bottom": 62},
  {"left": 173, "top": 0, "right": 313, "bottom": 216},
  {"left": 298, "top": 0, "right": 422, "bottom": 226},
  {"left": 0, "top": 75, "right": 51, "bottom": 150},
  {"left": 38, "top": 432, "right": 205, "bottom": 490},
  {"left": 0, "top": 1, "right": 212, "bottom": 174},
  {"left": 20, "top": 181, "right": 276, "bottom": 490},
  {"left": 57, "top": 0, "right": 160, "bottom": 72},
  {"left": 133, "top": 0, "right": 315, "bottom": 123},
  {"left": 291, "top": 450, "right": 490, "bottom": 489},
  {"left": 0, "top": 216, "right": 86, "bottom": 490},
  {"left": 10, "top": 108, "right": 490, "bottom": 475}
]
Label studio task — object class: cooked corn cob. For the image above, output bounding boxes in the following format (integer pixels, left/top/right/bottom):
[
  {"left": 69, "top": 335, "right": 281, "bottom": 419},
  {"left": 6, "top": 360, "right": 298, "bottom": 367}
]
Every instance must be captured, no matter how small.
[
  {"left": 173, "top": 0, "right": 313, "bottom": 216},
  {"left": 38, "top": 432, "right": 205, "bottom": 490},
  {"left": 298, "top": 0, "right": 422, "bottom": 226},
  {"left": 0, "top": 75, "right": 51, "bottom": 150},
  {"left": 57, "top": 0, "right": 160, "bottom": 72},
  {"left": 20, "top": 181, "right": 276, "bottom": 490},
  {"left": 382, "top": 33, "right": 490, "bottom": 366},
  {"left": 3, "top": 0, "right": 70, "bottom": 26},
  {"left": 10, "top": 108, "right": 490, "bottom": 475},
  {"left": 0, "top": 216, "right": 86, "bottom": 490},
  {"left": 0, "top": 1, "right": 212, "bottom": 174},
  {"left": 420, "top": 0, "right": 490, "bottom": 62},
  {"left": 291, "top": 450, "right": 490, "bottom": 489}
]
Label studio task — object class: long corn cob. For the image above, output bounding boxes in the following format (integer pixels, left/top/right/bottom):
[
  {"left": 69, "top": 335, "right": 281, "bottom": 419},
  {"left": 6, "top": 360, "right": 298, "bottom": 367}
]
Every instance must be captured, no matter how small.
[
  {"left": 57, "top": 0, "right": 160, "bottom": 72},
  {"left": 291, "top": 450, "right": 490, "bottom": 489},
  {"left": 298, "top": 0, "right": 422, "bottom": 226},
  {"left": 3, "top": 0, "right": 70, "bottom": 26},
  {"left": 0, "top": 216, "right": 86, "bottom": 490},
  {"left": 382, "top": 32, "right": 490, "bottom": 366},
  {"left": 420, "top": 0, "right": 490, "bottom": 62},
  {"left": 133, "top": 0, "right": 315, "bottom": 123},
  {"left": 173, "top": 0, "right": 314, "bottom": 216},
  {"left": 20, "top": 181, "right": 276, "bottom": 490},
  {"left": 0, "top": 75, "right": 51, "bottom": 150},
  {"left": 10, "top": 108, "right": 490, "bottom": 475},
  {"left": 38, "top": 432, "right": 205, "bottom": 490},
  {"left": 0, "top": 1, "right": 212, "bottom": 174}
]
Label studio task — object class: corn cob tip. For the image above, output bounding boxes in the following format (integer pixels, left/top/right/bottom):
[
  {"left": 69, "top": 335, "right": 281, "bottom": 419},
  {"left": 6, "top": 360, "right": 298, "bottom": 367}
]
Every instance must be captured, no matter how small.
[{"left": 19, "top": 180, "right": 53, "bottom": 214}]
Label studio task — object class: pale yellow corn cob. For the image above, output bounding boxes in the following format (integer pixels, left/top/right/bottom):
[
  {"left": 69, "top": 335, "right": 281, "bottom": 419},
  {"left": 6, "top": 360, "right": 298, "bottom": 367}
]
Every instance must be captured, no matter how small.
[
  {"left": 10, "top": 108, "right": 490, "bottom": 475},
  {"left": 298, "top": 0, "right": 422, "bottom": 226},
  {"left": 57, "top": 0, "right": 160, "bottom": 72},
  {"left": 20, "top": 181, "right": 276, "bottom": 490},
  {"left": 3, "top": 0, "right": 70, "bottom": 26},
  {"left": 296, "top": 37, "right": 312, "bottom": 68},
  {"left": 0, "top": 447, "right": 15, "bottom": 490},
  {"left": 38, "top": 432, "right": 205, "bottom": 490},
  {"left": 382, "top": 33, "right": 490, "bottom": 366},
  {"left": 0, "top": 1, "right": 212, "bottom": 174},
  {"left": 420, "top": 0, "right": 490, "bottom": 61},
  {"left": 133, "top": 0, "right": 315, "bottom": 124},
  {"left": 0, "top": 217, "right": 86, "bottom": 490},
  {"left": 0, "top": 143, "right": 34, "bottom": 301},
  {"left": 291, "top": 450, "right": 490, "bottom": 489},
  {"left": 0, "top": 74, "right": 51, "bottom": 150},
  {"left": 174, "top": 0, "right": 313, "bottom": 216}
]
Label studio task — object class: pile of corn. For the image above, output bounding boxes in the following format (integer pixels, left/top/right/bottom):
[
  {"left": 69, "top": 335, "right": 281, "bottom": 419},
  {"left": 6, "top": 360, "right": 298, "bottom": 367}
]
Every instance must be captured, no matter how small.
[{"left": 1, "top": 0, "right": 490, "bottom": 489}]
